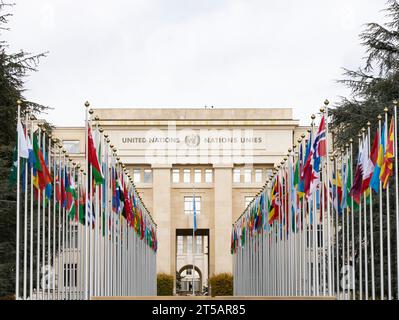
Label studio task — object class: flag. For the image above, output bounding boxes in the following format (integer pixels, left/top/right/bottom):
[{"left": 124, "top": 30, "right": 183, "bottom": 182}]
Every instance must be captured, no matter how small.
[
  {"left": 32, "top": 133, "right": 52, "bottom": 190},
  {"left": 88, "top": 127, "right": 104, "bottom": 185},
  {"left": 350, "top": 142, "right": 363, "bottom": 204},
  {"left": 380, "top": 118, "right": 394, "bottom": 189},
  {"left": 193, "top": 194, "right": 197, "bottom": 232},
  {"left": 17, "top": 121, "right": 29, "bottom": 159},
  {"left": 371, "top": 124, "right": 385, "bottom": 193},
  {"left": 66, "top": 171, "right": 77, "bottom": 220},
  {"left": 268, "top": 176, "right": 281, "bottom": 224},
  {"left": 360, "top": 135, "right": 374, "bottom": 193}
]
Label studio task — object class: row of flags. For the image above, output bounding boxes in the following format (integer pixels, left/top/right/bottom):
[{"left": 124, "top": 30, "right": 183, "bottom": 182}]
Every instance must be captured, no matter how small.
[
  {"left": 13, "top": 103, "right": 158, "bottom": 300},
  {"left": 231, "top": 110, "right": 395, "bottom": 254},
  {"left": 13, "top": 121, "right": 158, "bottom": 252}
]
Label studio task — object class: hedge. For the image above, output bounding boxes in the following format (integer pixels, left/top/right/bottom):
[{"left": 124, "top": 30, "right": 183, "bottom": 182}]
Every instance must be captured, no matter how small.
[
  {"left": 209, "top": 273, "right": 233, "bottom": 297},
  {"left": 157, "top": 273, "right": 174, "bottom": 296}
]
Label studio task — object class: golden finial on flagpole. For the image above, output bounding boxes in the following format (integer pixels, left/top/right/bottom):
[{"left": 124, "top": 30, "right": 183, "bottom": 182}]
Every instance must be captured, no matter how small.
[
  {"left": 85, "top": 101, "right": 90, "bottom": 108},
  {"left": 378, "top": 114, "right": 382, "bottom": 120},
  {"left": 324, "top": 99, "right": 330, "bottom": 106},
  {"left": 384, "top": 107, "right": 389, "bottom": 113}
]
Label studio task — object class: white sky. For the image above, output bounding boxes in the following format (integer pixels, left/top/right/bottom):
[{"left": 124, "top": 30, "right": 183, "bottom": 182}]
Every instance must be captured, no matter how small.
[{"left": 4, "top": 0, "right": 387, "bottom": 127}]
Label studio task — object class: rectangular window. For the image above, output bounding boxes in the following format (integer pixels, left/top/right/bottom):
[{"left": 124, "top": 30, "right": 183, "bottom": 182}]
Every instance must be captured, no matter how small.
[
  {"left": 194, "top": 169, "right": 202, "bottom": 183},
  {"left": 255, "top": 169, "right": 263, "bottom": 183},
  {"left": 196, "top": 236, "right": 202, "bottom": 254},
  {"left": 233, "top": 169, "right": 241, "bottom": 183},
  {"left": 266, "top": 169, "right": 273, "bottom": 179},
  {"left": 183, "top": 169, "right": 191, "bottom": 183},
  {"left": 184, "top": 197, "right": 201, "bottom": 215},
  {"left": 144, "top": 169, "right": 152, "bottom": 183},
  {"left": 133, "top": 169, "right": 141, "bottom": 183},
  {"left": 187, "top": 236, "right": 193, "bottom": 254},
  {"left": 177, "top": 236, "right": 184, "bottom": 254},
  {"left": 172, "top": 169, "right": 180, "bottom": 183},
  {"left": 63, "top": 263, "right": 78, "bottom": 287},
  {"left": 245, "top": 196, "right": 254, "bottom": 208},
  {"left": 244, "top": 169, "right": 252, "bottom": 183},
  {"left": 205, "top": 169, "right": 213, "bottom": 183},
  {"left": 63, "top": 141, "right": 80, "bottom": 154}
]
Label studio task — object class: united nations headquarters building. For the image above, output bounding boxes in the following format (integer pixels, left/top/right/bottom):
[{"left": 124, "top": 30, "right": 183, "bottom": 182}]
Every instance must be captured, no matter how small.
[{"left": 53, "top": 107, "right": 308, "bottom": 294}]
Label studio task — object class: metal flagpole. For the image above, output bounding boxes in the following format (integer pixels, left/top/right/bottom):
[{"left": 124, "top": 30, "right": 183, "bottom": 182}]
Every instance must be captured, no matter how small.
[
  {"left": 23, "top": 109, "right": 28, "bottom": 300},
  {"left": 384, "top": 107, "right": 392, "bottom": 300},
  {"left": 84, "top": 101, "right": 90, "bottom": 300},
  {"left": 192, "top": 187, "right": 196, "bottom": 296},
  {"left": 362, "top": 128, "right": 368, "bottom": 300},
  {"left": 323, "top": 101, "right": 333, "bottom": 296},
  {"left": 16, "top": 100, "right": 22, "bottom": 300},
  {"left": 358, "top": 134, "right": 363, "bottom": 300},
  {"left": 393, "top": 101, "right": 399, "bottom": 300},
  {"left": 349, "top": 138, "right": 356, "bottom": 299},
  {"left": 367, "top": 122, "right": 376, "bottom": 300},
  {"left": 29, "top": 112, "right": 34, "bottom": 299}
]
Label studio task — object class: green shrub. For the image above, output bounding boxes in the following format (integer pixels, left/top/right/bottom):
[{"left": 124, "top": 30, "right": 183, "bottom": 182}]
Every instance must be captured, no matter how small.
[
  {"left": 157, "top": 273, "right": 174, "bottom": 296},
  {"left": 209, "top": 273, "right": 233, "bottom": 297}
]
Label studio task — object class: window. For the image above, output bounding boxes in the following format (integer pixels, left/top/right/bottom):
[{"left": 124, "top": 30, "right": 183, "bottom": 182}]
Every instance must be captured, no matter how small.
[
  {"left": 184, "top": 196, "right": 201, "bottom": 215},
  {"left": 63, "top": 263, "right": 78, "bottom": 287},
  {"left": 244, "top": 169, "right": 252, "bottom": 183},
  {"left": 172, "top": 169, "right": 180, "bottom": 183},
  {"left": 255, "top": 169, "right": 263, "bottom": 183},
  {"left": 266, "top": 169, "right": 273, "bottom": 179},
  {"left": 245, "top": 196, "right": 254, "bottom": 208},
  {"left": 177, "top": 236, "right": 184, "bottom": 254},
  {"left": 144, "top": 169, "right": 152, "bottom": 183},
  {"left": 63, "top": 141, "right": 80, "bottom": 154},
  {"left": 187, "top": 236, "right": 193, "bottom": 254},
  {"left": 306, "top": 225, "right": 324, "bottom": 248},
  {"left": 184, "top": 169, "right": 191, "bottom": 183},
  {"left": 205, "top": 169, "right": 213, "bottom": 183},
  {"left": 196, "top": 236, "right": 202, "bottom": 254},
  {"left": 194, "top": 169, "right": 202, "bottom": 183},
  {"left": 233, "top": 169, "right": 241, "bottom": 183},
  {"left": 133, "top": 169, "right": 141, "bottom": 183}
]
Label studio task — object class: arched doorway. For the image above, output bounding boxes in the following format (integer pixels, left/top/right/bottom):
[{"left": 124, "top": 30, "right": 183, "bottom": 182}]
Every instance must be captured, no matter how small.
[{"left": 177, "top": 265, "right": 202, "bottom": 295}]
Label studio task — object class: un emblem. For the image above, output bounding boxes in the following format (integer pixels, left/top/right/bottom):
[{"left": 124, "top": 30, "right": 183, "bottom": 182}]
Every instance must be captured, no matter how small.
[{"left": 185, "top": 134, "right": 200, "bottom": 148}]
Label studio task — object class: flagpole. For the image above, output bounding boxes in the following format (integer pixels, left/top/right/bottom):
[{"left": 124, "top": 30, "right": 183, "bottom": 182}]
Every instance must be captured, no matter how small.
[
  {"left": 322, "top": 101, "right": 333, "bottom": 297},
  {"left": 29, "top": 111, "right": 34, "bottom": 299},
  {"left": 357, "top": 133, "right": 363, "bottom": 300},
  {"left": 192, "top": 186, "right": 196, "bottom": 296},
  {"left": 393, "top": 100, "right": 399, "bottom": 300},
  {"left": 84, "top": 101, "right": 90, "bottom": 300},
  {"left": 367, "top": 122, "right": 375, "bottom": 300},
  {"left": 362, "top": 127, "right": 369, "bottom": 300},
  {"left": 16, "top": 100, "right": 22, "bottom": 300},
  {"left": 384, "top": 107, "right": 392, "bottom": 300},
  {"left": 23, "top": 108, "right": 28, "bottom": 300}
]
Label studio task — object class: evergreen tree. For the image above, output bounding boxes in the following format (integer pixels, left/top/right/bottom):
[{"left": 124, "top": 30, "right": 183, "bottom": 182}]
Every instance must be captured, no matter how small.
[
  {"left": 0, "top": 1, "right": 48, "bottom": 297},
  {"left": 330, "top": 0, "right": 399, "bottom": 147},
  {"left": 331, "top": 0, "right": 399, "bottom": 299}
]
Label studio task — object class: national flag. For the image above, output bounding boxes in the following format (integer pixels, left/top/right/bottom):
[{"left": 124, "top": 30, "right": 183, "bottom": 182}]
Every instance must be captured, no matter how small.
[
  {"left": 17, "top": 121, "right": 29, "bottom": 159},
  {"left": 193, "top": 194, "right": 197, "bottom": 232},
  {"left": 370, "top": 124, "right": 385, "bottom": 193},
  {"left": 32, "top": 133, "right": 52, "bottom": 190},
  {"left": 88, "top": 127, "right": 104, "bottom": 185},
  {"left": 268, "top": 176, "right": 281, "bottom": 225},
  {"left": 350, "top": 142, "right": 363, "bottom": 204},
  {"left": 380, "top": 118, "right": 395, "bottom": 189},
  {"left": 361, "top": 135, "right": 374, "bottom": 193}
]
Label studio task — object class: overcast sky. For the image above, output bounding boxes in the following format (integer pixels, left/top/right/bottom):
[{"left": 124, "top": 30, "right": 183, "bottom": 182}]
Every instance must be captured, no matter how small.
[{"left": 4, "top": 0, "right": 387, "bottom": 127}]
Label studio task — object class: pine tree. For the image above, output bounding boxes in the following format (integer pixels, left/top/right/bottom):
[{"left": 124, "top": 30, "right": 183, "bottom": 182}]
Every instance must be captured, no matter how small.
[{"left": 0, "top": 1, "right": 48, "bottom": 298}]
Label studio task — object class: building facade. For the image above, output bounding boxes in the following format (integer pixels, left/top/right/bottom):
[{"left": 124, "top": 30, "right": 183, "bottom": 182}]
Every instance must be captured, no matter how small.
[{"left": 53, "top": 108, "right": 308, "bottom": 294}]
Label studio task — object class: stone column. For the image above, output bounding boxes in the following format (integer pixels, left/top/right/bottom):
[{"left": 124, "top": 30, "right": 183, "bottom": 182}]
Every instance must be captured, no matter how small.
[
  {"left": 152, "top": 164, "right": 172, "bottom": 275},
  {"left": 213, "top": 164, "right": 233, "bottom": 274}
]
